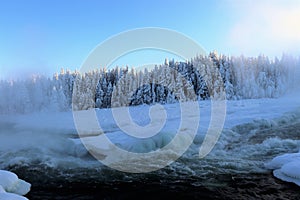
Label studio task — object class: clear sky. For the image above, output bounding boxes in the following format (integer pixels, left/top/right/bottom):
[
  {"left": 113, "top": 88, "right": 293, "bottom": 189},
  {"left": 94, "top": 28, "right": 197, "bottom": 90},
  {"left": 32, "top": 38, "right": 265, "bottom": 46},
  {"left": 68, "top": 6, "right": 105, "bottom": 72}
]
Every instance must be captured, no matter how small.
[{"left": 1, "top": 0, "right": 300, "bottom": 79}]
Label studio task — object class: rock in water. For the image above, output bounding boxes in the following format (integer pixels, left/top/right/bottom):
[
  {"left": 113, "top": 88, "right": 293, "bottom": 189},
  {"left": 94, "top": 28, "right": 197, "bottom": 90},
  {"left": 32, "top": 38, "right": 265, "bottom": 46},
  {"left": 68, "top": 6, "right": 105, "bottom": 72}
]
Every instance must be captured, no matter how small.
[
  {"left": 266, "top": 152, "right": 300, "bottom": 187},
  {"left": 0, "top": 192, "right": 29, "bottom": 200},
  {"left": 0, "top": 170, "right": 31, "bottom": 195},
  {"left": 274, "top": 161, "right": 300, "bottom": 186}
]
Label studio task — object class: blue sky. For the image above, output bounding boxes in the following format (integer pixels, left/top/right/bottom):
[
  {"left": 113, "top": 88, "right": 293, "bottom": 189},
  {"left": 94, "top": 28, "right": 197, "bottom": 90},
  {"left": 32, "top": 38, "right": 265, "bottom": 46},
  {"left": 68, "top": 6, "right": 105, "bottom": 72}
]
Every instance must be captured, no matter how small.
[{"left": 1, "top": 0, "right": 300, "bottom": 79}]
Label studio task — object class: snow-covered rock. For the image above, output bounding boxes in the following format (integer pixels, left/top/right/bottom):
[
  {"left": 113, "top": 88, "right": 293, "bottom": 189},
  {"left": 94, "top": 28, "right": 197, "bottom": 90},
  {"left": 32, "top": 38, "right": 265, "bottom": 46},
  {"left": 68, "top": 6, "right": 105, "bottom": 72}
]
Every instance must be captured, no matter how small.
[
  {"left": 0, "top": 170, "right": 31, "bottom": 197},
  {"left": 266, "top": 152, "right": 300, "bottom": 186},
  {"left": 265, "top": 152, "right": 300, "bottom": 169},
  {"left": 0, "top": 185, "right": 5, "bottom": 193},
  {"left": 0, "top": 190, "right": 29, "bottom": 200}
]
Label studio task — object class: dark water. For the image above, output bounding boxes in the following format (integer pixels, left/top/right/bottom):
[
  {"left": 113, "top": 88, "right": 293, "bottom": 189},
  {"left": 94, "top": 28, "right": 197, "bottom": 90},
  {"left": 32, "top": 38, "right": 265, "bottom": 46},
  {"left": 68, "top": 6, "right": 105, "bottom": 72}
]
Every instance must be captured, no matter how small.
[
  {"left": 9, "top": 156, "right": 300, "bottom": 200},
  {"left": 19, "top": 171, "right": 300, "bottom": 200}
]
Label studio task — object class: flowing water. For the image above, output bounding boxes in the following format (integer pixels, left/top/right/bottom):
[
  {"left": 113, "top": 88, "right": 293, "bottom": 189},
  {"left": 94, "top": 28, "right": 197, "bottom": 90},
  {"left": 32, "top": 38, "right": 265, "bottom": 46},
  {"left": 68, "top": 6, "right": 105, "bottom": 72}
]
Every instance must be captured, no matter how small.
[{"left": 1, "top": 108, "right": 300, "bottom": 199}]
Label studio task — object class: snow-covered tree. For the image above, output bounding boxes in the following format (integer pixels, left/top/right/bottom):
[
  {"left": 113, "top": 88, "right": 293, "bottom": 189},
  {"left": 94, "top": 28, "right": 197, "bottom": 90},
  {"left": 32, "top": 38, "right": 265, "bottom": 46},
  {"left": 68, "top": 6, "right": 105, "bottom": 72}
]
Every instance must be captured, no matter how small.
[{"left": 0, "top": 52, "right": 298, "bottom": 114}]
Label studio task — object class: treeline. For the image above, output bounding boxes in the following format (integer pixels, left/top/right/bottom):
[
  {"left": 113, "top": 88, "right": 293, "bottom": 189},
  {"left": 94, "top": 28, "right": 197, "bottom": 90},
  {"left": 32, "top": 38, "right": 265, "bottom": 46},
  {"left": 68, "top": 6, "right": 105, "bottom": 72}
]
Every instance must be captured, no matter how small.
[{"left": 0, "top": 52, "right": 298, "bottom": 114}]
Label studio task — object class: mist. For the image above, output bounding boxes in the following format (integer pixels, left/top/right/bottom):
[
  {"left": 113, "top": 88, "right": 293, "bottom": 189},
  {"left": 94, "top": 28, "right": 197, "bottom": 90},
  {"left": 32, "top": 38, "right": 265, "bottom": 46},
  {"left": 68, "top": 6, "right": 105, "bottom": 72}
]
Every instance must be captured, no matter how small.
[{"left": 226, "top": 0, "right": 300, "bottom": 58}]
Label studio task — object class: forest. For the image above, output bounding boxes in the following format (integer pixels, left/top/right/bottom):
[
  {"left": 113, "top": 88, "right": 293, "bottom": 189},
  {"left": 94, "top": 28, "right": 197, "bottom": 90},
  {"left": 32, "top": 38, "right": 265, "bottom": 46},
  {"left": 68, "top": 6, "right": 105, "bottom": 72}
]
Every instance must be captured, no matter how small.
[{"left": 0, "top": 52, "right": 298, "bottom": 114}]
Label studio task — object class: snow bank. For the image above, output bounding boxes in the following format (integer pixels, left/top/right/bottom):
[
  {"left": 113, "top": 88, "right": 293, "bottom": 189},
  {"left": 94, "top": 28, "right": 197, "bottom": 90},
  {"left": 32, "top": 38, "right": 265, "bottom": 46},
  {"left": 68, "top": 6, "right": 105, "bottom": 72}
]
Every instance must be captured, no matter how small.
[
  {"left": 266, "top": 152, "right": 300, "bottom": 186},
  {"left": 0, "top": 170, "right": 30, "bottom": 199}
]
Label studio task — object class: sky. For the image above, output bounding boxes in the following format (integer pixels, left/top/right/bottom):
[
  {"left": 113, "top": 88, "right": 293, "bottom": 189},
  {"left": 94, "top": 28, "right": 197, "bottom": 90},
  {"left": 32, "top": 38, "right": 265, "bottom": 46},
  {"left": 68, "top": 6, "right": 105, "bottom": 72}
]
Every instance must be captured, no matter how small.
[{"left": 0, "top": 0, "right": 300, "bottom": 79}]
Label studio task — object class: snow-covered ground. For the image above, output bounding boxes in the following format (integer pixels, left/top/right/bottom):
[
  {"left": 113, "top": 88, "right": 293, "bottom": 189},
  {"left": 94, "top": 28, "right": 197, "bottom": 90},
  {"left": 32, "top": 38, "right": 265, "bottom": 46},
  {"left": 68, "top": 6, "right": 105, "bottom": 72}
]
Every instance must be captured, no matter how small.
[{"left": 0, "top": 90, "right": 300, "bottom": 187}]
